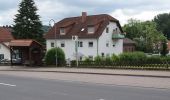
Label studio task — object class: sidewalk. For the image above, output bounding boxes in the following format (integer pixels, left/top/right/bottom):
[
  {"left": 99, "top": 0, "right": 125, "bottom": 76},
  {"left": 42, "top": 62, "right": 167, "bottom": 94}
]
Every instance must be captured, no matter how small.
[{"left": 0, "top": 66, "right": 170, "bottom": 78}]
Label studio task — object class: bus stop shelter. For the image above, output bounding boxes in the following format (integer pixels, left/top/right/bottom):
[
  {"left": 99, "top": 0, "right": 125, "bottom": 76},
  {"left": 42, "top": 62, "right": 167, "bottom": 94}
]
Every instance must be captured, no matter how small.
[{"left": 9, "top": 39, "right": 44, "bottom": 66}]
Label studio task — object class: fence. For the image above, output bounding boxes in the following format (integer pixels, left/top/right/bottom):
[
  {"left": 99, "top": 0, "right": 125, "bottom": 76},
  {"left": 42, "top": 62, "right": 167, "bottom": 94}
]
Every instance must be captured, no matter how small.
[{"left": 71, "top": 60, "right": 170, "bottom": 70}]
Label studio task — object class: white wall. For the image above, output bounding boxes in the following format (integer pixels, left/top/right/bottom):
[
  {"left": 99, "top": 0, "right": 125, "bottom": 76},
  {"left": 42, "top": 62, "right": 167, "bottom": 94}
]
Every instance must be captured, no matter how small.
[
  {"left": 0, "top": 42, "right": 10, "bottom": 60},
  {"left": 46, "top": 21, "right": 123, "bottom": 60},
  {"left": 98, "top": 22, "right": 123, "bottom": 56},
  {"left": 46, "top": 39, "right": 98, "bottom": 60}
]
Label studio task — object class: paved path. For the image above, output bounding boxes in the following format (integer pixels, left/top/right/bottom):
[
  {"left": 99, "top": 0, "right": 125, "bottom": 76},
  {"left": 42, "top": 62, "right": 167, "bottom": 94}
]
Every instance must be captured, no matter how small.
[
  {"left": 0, "top": 74, "right": 170, "bottom": 100},
  {"left": 1, "top": 66, "right": 170, "bottom": 78}
]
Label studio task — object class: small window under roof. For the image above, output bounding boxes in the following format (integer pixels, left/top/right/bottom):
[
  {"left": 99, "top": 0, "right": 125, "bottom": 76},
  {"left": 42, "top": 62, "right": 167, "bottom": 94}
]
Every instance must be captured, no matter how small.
[
  {"left": 60, "top": 28, "right": 65, "bottom": 35},
  {"left": 88, "top": 26, "right": 94, "bottom": 34}
]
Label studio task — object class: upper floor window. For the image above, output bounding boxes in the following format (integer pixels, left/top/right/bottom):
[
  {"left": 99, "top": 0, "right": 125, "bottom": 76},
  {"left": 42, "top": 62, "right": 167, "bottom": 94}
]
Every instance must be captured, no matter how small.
[
  {"left": 51, "top": 42, "right": 54, "bottom": 47},
  {"left": 88, "top": 42, "right": 93, "bottom": 47},
  {"left": 60, "top": 28, "right": 65, "bottom": 35},
  {"left": 106, "top": 27, "right": 109, "bottom": 33},
  {"left": 106, "top": 43, "right": 109, "bottom": 47},
  {"left": 88, "top": 26, "right": 95, "bottom": 34}
]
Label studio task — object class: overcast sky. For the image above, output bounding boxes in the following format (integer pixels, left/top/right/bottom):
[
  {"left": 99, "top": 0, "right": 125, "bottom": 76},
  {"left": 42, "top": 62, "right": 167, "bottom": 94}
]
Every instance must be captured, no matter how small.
[{"left": 0, "top": 0, "right": 170, "bottom": 26}]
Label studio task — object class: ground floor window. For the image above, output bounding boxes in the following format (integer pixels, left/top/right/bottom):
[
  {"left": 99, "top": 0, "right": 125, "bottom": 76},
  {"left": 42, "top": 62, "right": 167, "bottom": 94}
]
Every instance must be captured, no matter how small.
[
  {"left": 0, "top": 54, "right": 4, "bottom": 60},
  {"left": 88, "top": 56, "right": 93, "bottom": 60}
]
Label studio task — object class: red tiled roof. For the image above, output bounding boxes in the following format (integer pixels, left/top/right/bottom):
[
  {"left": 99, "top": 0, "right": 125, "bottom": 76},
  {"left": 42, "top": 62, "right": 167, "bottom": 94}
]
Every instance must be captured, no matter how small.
[
  {"left": 0, "top": 27, "right": 14, "bottom": 42},
  {"left": 9, "top": 39, "right": 42, "bottom": 47},
  {"left": 45, "top": 14, "right": 123, "bottom": 39},
  {"left": 123, "top": 38, "right": 136, "bottom": 44}
]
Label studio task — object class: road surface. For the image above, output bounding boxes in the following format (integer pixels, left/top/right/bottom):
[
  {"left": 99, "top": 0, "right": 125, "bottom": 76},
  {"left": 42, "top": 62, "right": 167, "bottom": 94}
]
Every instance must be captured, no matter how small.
[{"left": 0, "top": 74, "right": 170, "bottom": 100}]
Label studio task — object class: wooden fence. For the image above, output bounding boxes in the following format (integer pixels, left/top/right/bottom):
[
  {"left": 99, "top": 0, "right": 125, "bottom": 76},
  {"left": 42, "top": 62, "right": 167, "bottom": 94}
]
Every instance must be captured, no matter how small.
[{"left": 71, "top": 61, "right": 170, "bottom": 70}]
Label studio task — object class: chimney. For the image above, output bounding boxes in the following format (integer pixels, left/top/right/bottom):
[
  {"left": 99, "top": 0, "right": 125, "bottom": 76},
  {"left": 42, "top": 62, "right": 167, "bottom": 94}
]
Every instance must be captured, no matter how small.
[{"left": 82, "top": 12, "right": 87, "bottom": 23}]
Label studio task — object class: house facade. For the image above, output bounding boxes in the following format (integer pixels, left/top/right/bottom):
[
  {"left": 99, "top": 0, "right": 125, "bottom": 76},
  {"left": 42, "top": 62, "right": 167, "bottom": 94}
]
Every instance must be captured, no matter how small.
[
  {"left": 0, "top": 27, "right": 14, "bottom": 60},
  {"left": 45, "top": 12, "right": 124, "bottom": 60}
]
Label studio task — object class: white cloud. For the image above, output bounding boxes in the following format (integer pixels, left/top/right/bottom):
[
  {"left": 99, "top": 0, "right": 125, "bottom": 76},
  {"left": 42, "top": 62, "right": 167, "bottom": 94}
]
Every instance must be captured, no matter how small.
[
  {"left": 0, "top": 9, "right": 17, "bottom": 26},
  {"left": 0, "top": 0, "right": 170, "bottom": 26},
  {"left": 110, "top": 9, "right": 170, "bottom": 25}
]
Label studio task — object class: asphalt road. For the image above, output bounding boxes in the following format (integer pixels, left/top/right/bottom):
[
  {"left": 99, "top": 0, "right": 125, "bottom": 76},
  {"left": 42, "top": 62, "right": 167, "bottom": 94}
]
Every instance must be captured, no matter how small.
[{"left": 0, "top": 75, "right": 170, "bottom": 100}]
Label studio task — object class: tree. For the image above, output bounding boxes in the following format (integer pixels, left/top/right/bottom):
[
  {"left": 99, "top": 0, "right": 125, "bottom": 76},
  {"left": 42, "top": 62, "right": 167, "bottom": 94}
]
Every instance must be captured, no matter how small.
[
  {"left": 123, "top": 19, "right": 166, "bottom": 53},
  {"left": 13, "top": 0, "right": 44, "bottom": 44},
  {"left": 123, "top": 19, "right": 142, "bottom": 39},
  {"left": 160, "top": 39, "right": 168, "bottom": 56},
  {"left": 154, "top": 13, "right": 170, "bottom": 39}
]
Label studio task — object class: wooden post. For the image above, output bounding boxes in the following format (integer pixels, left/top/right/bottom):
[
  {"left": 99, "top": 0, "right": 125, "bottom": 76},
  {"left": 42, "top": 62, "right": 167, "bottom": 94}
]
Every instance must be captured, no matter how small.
[
  {"left": 10, "top": 47, "right": 13, "bottom": 67},
  {"left": 29, "top": 47, "right": 32, "bottom": 66}
]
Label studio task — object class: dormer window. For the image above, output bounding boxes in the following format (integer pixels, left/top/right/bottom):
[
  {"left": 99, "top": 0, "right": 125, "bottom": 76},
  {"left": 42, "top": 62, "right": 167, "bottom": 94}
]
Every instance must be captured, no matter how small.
[
  {"left": 60, "top": 28, "right": 65, "bottom": 35},
  {"left": 88, "top": 26, "right": 94, "bottom": 34}
]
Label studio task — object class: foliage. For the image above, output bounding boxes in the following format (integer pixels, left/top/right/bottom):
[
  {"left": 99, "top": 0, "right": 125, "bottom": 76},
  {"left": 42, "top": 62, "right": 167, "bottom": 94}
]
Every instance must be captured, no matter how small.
[
  {"left": 13, "top": 0, "right": 44, "bottom": 44},
  {"left": 123, "top": 19, "right": 166, "bottom": 53},
  {"left": 119, "top": 52, "right": 146, "bottom": 63},
  {"left": 104, "top": 55, "right": 112, "bottom": 65},
  {"left": 45, "top": 47, "right": 65, "bottom": 66},
  {"left": 111, "top": 54, "right": 119, "bottom": 62},
  {"left": 153, "top": 13, "right": 170, "bottom": 39},
  {"left": 94, "top": 55, "right": 103, "bottom": 63},
  {"left": 160, "top": 39, "right": 169, "bottom": 56}
]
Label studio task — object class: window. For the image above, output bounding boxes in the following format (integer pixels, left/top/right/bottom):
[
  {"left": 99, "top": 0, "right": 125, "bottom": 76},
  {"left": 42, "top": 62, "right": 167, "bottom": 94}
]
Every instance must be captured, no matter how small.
[
  {"left": 61, "top": 42, "right": 65, "bottom": 47},
  {"left": 51, "top": 42, "right": 54, "bottom": 47},
  {"left": 88, "top": 26, "right": 95, "bottom": 34},
  {"left": 89, "top": 56, "right": 93, "bottom": 60},
  {"left": 106, "top": 41, "right": 109, "bottom": 47},
  {"left": 78, "top": 41, "right": 83, "bottom": 47},
  {"left": 88, "top": 42, "right": 93, "bottom": 47},
  {"left": 60, "top": 28, "right": 65, "bottom": 35},
  {"left": 106, "top": 27, "right": 109, "bottom": 33},
  {"left": 101, "top": 53, "right": 105, "bottom": 57},
  {"left": 0, "top": 54, "right": 4, "bottom": 60}
]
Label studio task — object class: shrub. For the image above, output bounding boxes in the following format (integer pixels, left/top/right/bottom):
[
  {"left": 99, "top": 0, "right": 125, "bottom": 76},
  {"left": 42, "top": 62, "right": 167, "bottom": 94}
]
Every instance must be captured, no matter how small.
[
  {"left": 82, "top": 57, "right": 93, "bottom": 65},
  {"left": 119, "top": 52, "right": 146, "bottom": 65},
  {"left": 111, "top": 54, "right": 119, "bottom": 62},
  {"left": 45, "top": 47, "right": 65, "bottom": 66},
  {"left": 94, "top": 55, "right": 102, "bottom": 64},
  {"left": 146, "top": 56, "right": 162, "bottom": 64},
  {"left": 104, "top": 55, "right": 112, "bottom": 65}
]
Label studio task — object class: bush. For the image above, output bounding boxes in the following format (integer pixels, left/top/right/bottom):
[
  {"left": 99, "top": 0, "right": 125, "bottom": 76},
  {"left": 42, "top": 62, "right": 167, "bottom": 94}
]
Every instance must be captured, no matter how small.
[
  {"left": 146, "top": 56, "right": 162, "bottom": 64},
  {"left": 119, "top": 52, "right": 146, "bottom": 65},
  {"left": 45, "top": 47, "right": 65, "bottom": 66},
  {"left": 104, "top": 55, "right": 112, "bottom": 65},
  {"left": 111, "top": 54, "right": 119, "bottom": 62}
]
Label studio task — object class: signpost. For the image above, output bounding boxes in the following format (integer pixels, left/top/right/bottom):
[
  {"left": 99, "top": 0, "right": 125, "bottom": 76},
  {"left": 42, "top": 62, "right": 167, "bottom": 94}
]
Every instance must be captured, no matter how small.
[{"left": 72, "top": 35, "right": 79, "bottom": 67}]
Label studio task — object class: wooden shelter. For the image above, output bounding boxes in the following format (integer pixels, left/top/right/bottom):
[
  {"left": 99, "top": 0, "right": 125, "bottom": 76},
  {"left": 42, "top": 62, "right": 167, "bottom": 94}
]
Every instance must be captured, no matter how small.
[{"left": 9, "top": 39, "right": 44, "bottom": 66}]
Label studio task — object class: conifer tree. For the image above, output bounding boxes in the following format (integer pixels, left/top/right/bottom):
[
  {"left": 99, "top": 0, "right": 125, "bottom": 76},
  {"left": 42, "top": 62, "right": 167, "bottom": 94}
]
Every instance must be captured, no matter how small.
[{"left": 13, "top": 0, "right": 44, "bottom": 44}]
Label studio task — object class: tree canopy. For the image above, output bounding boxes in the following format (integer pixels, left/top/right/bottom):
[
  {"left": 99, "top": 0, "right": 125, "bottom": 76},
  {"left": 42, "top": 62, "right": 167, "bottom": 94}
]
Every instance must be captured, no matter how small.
[
  {"left": 123, "top": 19, "right": 166, "bottom": 53},
  {"left": 154, "top": 13, "right": 170, "bottom": 40},
  {"left": 13, "top": 0, "right": 44, "bottom": 44}
]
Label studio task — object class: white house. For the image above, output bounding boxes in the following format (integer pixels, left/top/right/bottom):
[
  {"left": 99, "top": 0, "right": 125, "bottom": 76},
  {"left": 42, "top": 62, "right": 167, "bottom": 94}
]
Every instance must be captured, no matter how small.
[
  {"left": 45, "top": 12, "right": 124, "bottom": 60},
  {"left": 0, "top": 27, "right": 13, "bottom": 60}
]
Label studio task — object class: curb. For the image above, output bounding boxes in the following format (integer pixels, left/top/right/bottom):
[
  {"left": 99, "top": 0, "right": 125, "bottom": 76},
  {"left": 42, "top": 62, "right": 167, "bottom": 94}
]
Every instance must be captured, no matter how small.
[{"left": 0, "top": 69, "right": 170, "bottom": 78}]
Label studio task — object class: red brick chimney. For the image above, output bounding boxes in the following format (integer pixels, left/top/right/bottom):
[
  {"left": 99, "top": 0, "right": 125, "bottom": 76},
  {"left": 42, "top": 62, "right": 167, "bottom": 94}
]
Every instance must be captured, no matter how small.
[{"left": 82, "top": 12, "right": 87, "bottom": 23}]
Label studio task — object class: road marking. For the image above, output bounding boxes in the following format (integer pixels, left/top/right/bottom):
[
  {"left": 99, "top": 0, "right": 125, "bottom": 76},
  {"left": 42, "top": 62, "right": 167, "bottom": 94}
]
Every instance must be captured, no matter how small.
[
  {"left": 0, "top": 83, "right": 16, "bottom": 87},
  {"left": 97, "top": 99, "right": 105, "bottom": 100}
]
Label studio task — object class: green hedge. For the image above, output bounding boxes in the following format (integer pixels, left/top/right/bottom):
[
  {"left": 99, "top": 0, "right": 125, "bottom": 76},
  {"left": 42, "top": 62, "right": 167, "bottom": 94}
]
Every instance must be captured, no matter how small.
[
  {"left": 45, "top": 47, "right": 65, "bottom": 66},
  {"left": 70, "top": 52, "right": 170, "bottom": 69}
]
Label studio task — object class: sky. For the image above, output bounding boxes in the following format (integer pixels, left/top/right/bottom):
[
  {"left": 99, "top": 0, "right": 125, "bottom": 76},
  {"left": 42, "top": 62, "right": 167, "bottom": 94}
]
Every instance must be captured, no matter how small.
[{"left": 0, "top": 0, "right": 170, "bottom": 26}]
